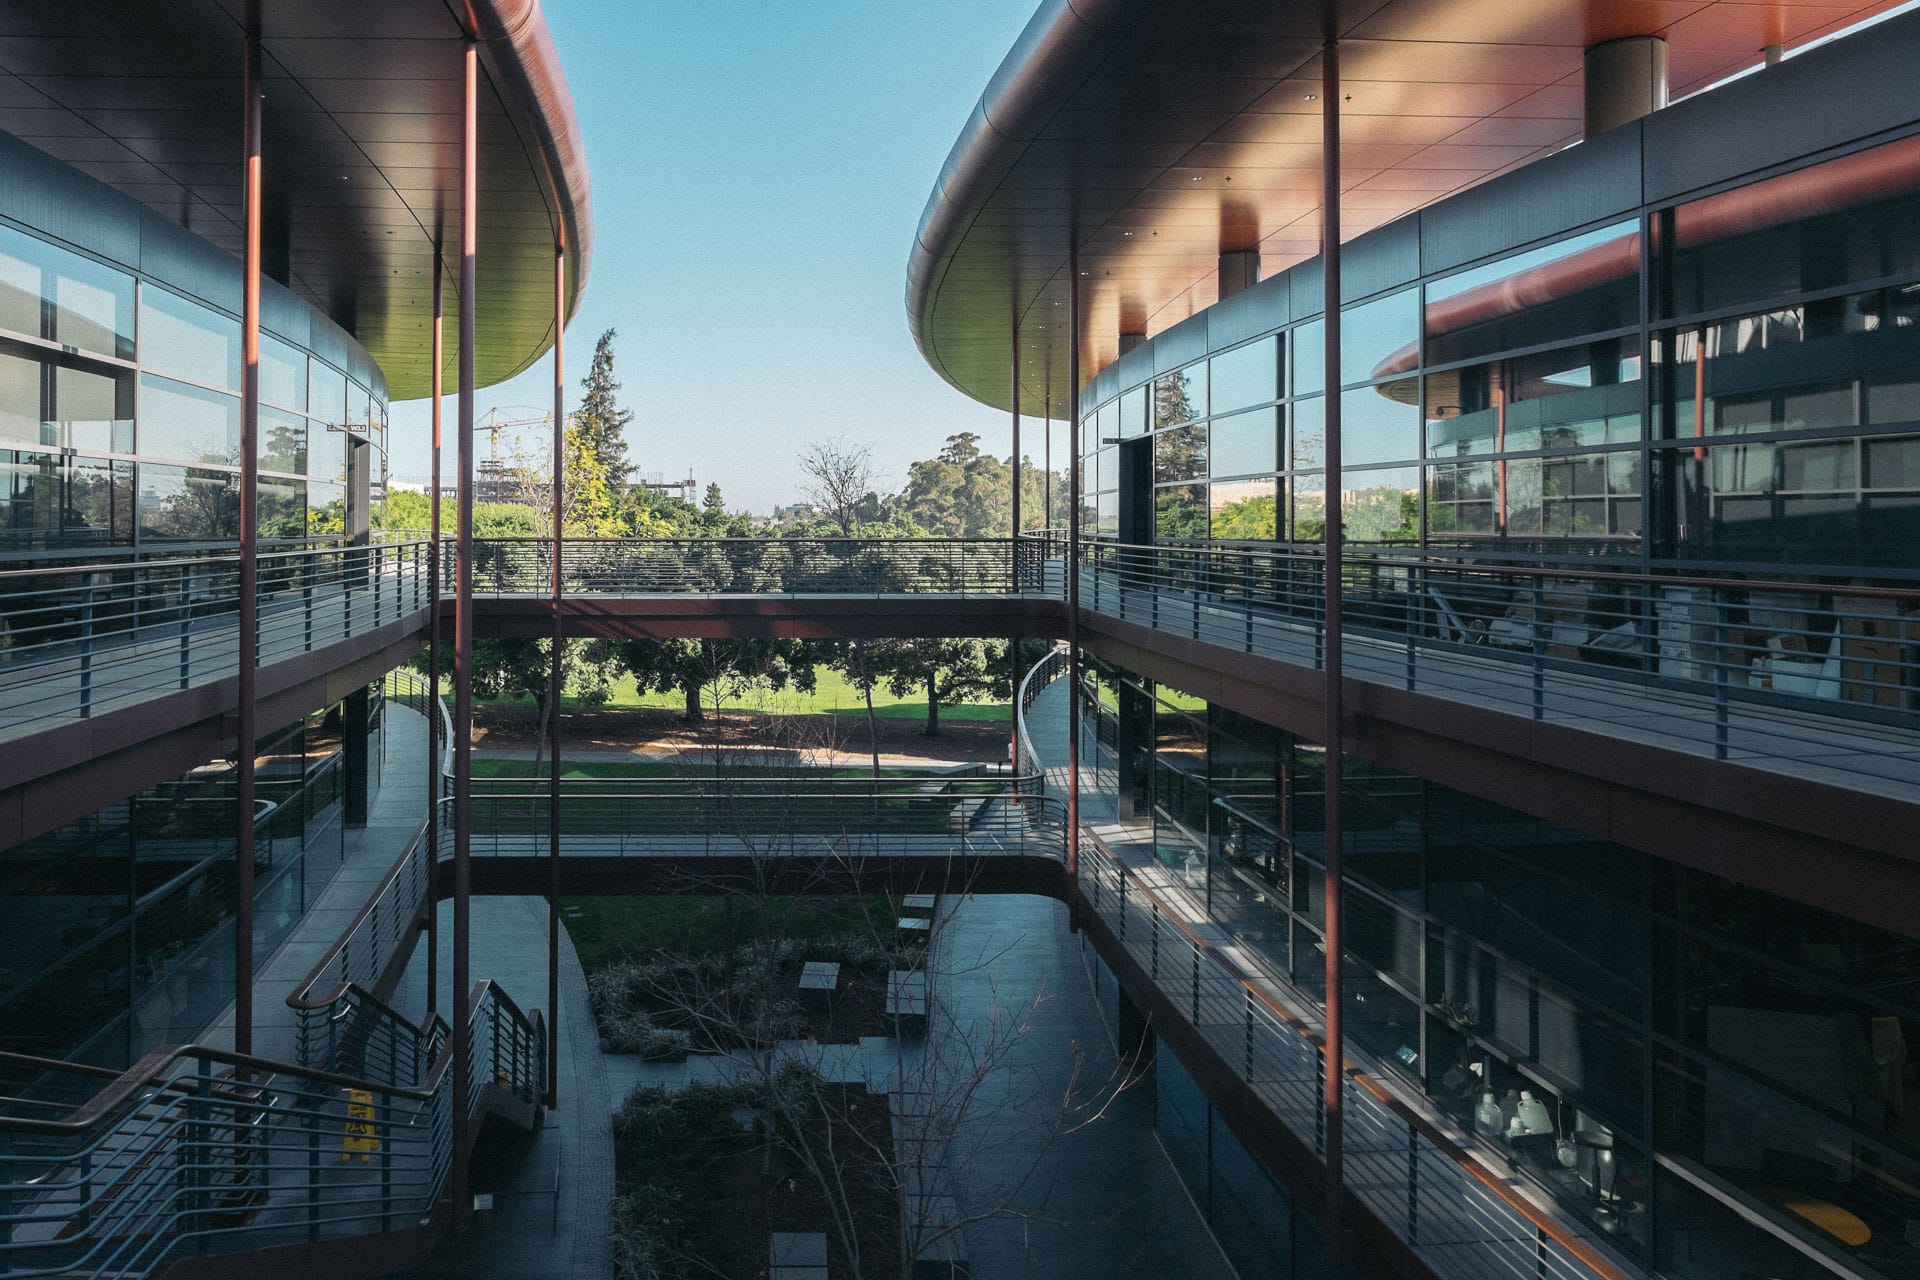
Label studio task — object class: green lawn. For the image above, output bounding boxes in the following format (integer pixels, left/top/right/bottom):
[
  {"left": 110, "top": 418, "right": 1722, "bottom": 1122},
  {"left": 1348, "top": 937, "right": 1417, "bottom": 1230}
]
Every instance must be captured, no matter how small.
[
  {"left": 562, "top": 894, "right": 895, "bottom": 971},
  {"left": 480, "top": 665, "right": 1011, "bottom": 723}
]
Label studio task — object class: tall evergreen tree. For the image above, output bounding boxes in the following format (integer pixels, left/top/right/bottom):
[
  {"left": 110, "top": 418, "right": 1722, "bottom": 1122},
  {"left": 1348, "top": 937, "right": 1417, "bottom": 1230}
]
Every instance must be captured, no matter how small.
[
  {"left": 574, "top": 328, "right": 634, "bottom": 490},
  {"left": 702, "top": 482, "right": 726, "bottom": 516}
]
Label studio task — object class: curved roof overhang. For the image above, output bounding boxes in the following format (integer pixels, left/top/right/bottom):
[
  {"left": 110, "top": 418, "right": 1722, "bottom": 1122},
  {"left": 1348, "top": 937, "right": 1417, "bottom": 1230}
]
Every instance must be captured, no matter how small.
[
  {"left": 0, "top": 0, "right": 592, "bottom": 401},
  {"left": 909, "top": 0, "right": 1901, "bottom": 416}
]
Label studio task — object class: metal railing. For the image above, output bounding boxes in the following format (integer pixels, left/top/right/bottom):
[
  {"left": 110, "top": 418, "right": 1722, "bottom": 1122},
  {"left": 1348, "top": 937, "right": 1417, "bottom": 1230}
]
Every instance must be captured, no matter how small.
[
  {"left": 461, "top": 536, "right": 1049, "bottom": 595},
  {"left": 0, "top": 541, "right": 434, "bottom": 743},
  {"left": 1014, "top": 642, "right": 1070, "bottom": 786},
  {"left": 0, "top": 980, "right": 542, "bottom": 1280},
  {"left": 458, "top": 774, "right": 1068, "bottom": 862},
  {"left": 1072, "top": 538, "right": 1920, "bottom": 796},
  {"left": 1013, "top": 651, "right": 1633, "bottom": 1280}
]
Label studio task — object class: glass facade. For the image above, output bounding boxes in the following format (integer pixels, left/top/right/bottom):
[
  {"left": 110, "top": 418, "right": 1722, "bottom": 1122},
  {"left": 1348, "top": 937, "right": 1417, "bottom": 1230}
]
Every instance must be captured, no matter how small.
[
  {"left": 1080, "top": 135, "right": 1920, "bottom": 574},
  {"left": 1094, "top": 655, "right": 1920, "bottom": 1280},
  {"left": 0, "top": 223, "right": 385, "bottom": 555},
  {"left": 0, "top": 708, "right": 351, "bottom": 1070}
]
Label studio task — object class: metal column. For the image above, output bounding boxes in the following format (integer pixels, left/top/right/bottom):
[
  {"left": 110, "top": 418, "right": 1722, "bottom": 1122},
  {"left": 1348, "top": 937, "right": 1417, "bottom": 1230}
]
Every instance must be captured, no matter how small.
[
  {"left": 547, "top": 241, "right": 564, "bottom": 1110},
  {"left": 234, "top": 3, "right": 263, "bottom": 1057},
  {"left": 1010, "top": 317, "right": 1022, "bottom": 767},
  {"left": 451, "top": 35, "right": 478, "bottom": 1232},
  {"left": 427, "top": 260, "right": 443, "bottom": 1019},
  {"left": 1319, "top": 22, "right": 1348, "bottom": 1255},
  {"left": 1066, "top": 249, "right": 1082, "bottom": 883}
]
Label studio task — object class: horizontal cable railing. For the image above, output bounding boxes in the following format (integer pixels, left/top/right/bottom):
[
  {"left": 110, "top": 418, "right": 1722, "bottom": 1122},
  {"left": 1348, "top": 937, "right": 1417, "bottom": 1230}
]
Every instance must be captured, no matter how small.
[
  {"left": 0, "top": 978, "right": 542, "bottom": 1280},
  {"left": 1014, "top": 651, "right": 1632, "bottom": 1280},
  {"left": 0, "top": 541, "right": 434, "bottom": 744},
  {"left": 1076, "top": 539, "right": 1920, "bottom": 799},
  {"left": 459, "top": 775, "right": 1067, "bottom": 862},
  {"left": 461, "top": 536, "right": 1049, "bottom": 595},
  {"left": 1014, "top": 642, "right": 1069, "bottom": 787}
]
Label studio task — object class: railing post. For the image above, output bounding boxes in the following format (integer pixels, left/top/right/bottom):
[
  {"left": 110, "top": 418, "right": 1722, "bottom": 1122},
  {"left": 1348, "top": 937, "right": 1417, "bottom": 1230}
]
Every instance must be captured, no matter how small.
[
  {"left": 1407, "top": 1125, "right": 1419, "bottom": 1244},
  {"left": 1531, "top": 578, "right": 1546, "bottom": 721},
  {"left": 191, "top": 1056, "right": 212, "bottom": 1255},
  {"left": 1405, "top": 565, "right": 1419, "bottom": 691},
  {"left": 1244, "top": 989, "right": 1255, "bottom": 1081},
  {"left": 179, "top": 564, "right": 193, "bottom": 689},
  {"left": 1150, "top": 902, "right": 1159, "bottom": 980},
  {"left": 1191, "top": 943, "right": 1200, "bottom": 1022},
  {"left": 307, "top": 1099, "right": 321, "bottom": 1241},
  {"left": 1314, "top": 1045, "right": 1326, "bottom": 1154},
  {"left": 381, "top": 1093, "right": 394, "bottom": 1231},
  {"left": 1713, "top": 595, "right": 1731, "bottom": 760},
  {"left": 304, "top": 552, "right": 315, "bottom": 652}
]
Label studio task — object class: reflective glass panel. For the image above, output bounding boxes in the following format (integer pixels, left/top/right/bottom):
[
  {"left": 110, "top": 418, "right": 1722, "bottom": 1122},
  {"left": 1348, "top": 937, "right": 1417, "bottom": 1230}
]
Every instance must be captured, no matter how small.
[
  {"left": 1154, "top": 422, "right": 1206, "bottom": 484},
  {"left": 1343, "top": 386, "right": 1421, "bottom": 466},
  {"left": 1120, "top": 385, "right": 1147, "bottom": 438},
  {"left": 1096, "top": 489, "right": 1118, "bottom": 535},
  {"left": 1293, "top": 471, "right": 1325, "bottom": 542},
  {"left": 259, "top": 476, "right": 306, "bottom": 539},
  {"left": 1210, "top": 407, "right": 1278, "bottom": 478},
  {"left": 260, "top": 334, "right": 306, "bottom": 411},
  {"left": 1344, "top": 466, "right": 1419, "bottom": 542},
  {"left": 139, "top": 287, "right": 239, "bottom": 390},
  {"left": 1342, "top": 288, "right": 1418, "bottom": 387},
  {"left": 1653, "top": 440, "right": 1898, "bottom": 566},
  {"left": 1292, "top": 320, "right": 1325, "bottom": 396},
  {"left": 70, "top": 455, "right": 132, "bottom": 546},
  {"left": 348, "top": 382, "right": 370, "bottom": 437},
  {"left": 138, "top": 375, "right": 240, "bottom": 466},
  {"left": 1660, "top": 135, "right": 1920, "bottom": 319},
  {"left": 1291, "top": 396, "right": 1325, "bottom": 471},
  {"left": 0, "top": 224, "right": 134, "bottom": 359},
  {"left": 1506, "top": 451, "right": 1642, "bottom": 541},
  {"left": 307, "top": 481, "right": 345, "bottom": 538},
  {"left": 1428, "top": 461, "right": 1496, "bottom": 536},
  {"left": 1210, "top": 477, "right": 1278, "bottom": 540},
  {"left": 138, "top": 464, "right": 237, "bottom": 540},
  {"left": 261, "top": 407, "right": 306, "bottom": 475},
  {"left": 53, "top": 363, "right": 132, "bottom": 455},
  {"left": 1155, "top": 483, "right": 1208, "bottom": 541},
  {"left": 309, "top": 416, "right": 345, "bottom": 484},
  {"left": 0, "top": 348, "right": 37, "bottom": 446},
  {"left": 309, "top": 362, "right": 346, "bottom": 432},
  {"left": 1154, "top": 365, "right": 1204, "bottom": 428},
  {"left": 1210, "top": 335, "right": 1279, "bottom": 414},
  {"left": 1428, "top": 342, "right": 1642, "bottom": 458},
  {"left": 1428, "top": 220, "right": 1638, "bottom": 367}
]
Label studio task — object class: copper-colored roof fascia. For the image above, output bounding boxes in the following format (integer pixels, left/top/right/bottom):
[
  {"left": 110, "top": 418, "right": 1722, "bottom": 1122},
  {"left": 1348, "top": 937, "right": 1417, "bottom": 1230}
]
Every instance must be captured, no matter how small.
[
  {"left": 907, "top": 0, "right": 1149, "bottom": 403},
  {"left": 469, "top": 0, "right": 593, "bottom": 356}
]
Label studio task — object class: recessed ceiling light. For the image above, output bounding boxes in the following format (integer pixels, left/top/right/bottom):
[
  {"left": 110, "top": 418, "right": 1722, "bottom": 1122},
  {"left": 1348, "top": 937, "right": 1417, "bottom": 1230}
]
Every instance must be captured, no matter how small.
[{"left": 1304, "top": 94, "right": 1318, "bottom": 102}]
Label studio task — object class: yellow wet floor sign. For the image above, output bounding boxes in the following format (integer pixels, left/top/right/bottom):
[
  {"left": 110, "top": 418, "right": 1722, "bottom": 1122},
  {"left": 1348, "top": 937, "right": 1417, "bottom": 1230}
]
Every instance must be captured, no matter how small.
[{"left": 343, "top": 1088, "right": 380, "bottom": 1162}]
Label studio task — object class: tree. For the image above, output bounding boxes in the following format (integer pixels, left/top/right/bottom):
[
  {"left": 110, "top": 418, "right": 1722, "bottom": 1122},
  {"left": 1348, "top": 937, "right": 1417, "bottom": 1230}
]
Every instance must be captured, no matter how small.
[
  {"left": 574, "top": 329, "right": 634, "bottom": 491},
  {"left": 872, "top": 637, "right": 1007, "bottom": 737},
  {"left": 897, "top": 432, "right": 1009, "bottom": 537},
  {"left": 798, "top": 435, "right": 877, "bottom": 537},
  {"left": 615, "top": 637, "right": 819, "bottom": 722},
  {"left": 702, "top": 482, "right": 726, "bottom": 518},
  {"left": 467, "top": 636, "right": 621, "bottom": 780}
]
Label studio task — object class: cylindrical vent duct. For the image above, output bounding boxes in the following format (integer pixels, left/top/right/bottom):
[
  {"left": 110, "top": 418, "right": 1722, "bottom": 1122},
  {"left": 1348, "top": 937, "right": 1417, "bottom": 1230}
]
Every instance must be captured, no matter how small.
[{"left": 1585, "top": 36, "right": 1668, "bottom": 137}]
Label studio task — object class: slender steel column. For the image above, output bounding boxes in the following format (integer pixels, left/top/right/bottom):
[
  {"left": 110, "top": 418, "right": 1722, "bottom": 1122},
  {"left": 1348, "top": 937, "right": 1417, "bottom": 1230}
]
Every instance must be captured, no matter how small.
[
  {"left": 451, "top": 35, "right": 478, "bottom": 1232},
  {"left": 1009, "top": 317, "right": 1022, "bottom": 766},
  {"left": 234, "top": 4, "right": 263, "bottom": 1057},
  {"left": 426, "top": 256, "right": 443, "bottom": 1019},
  {"left": 1320, "top": 23, "right": 1348, "bottom": 1256},
  {"left": 1065, "top": 250, "right": 1081, "bottom": 883},
  {"left": 1044, "top": 383, "right": 1052, "bottom": 527},
  {"left": 547, "top": 241, "right": 564, "bottom": 1109}
]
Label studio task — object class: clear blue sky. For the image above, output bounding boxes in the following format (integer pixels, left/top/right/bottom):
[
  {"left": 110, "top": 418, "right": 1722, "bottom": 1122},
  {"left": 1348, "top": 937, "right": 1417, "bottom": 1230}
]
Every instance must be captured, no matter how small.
[{"left": 387, "top": 0, "right": 1048, "bottom": 515}]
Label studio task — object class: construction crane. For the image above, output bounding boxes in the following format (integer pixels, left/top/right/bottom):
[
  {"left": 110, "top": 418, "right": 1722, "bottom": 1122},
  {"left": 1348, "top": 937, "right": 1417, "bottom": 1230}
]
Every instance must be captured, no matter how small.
[{"left": 472, "top": 406, "right": 555, "bottom": 502}]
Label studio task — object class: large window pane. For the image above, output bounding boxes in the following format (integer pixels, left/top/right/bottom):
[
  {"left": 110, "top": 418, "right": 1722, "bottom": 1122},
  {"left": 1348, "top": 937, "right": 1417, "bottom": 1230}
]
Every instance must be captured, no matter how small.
[
  {"left": 1155, "top": 483, "right": 1208, "bottom": 541},
  {"left": 0, "top": 224, "right": 134, "bottom": 360},
  {"left": 309, "top": 362, "right": 346, "bottom": 432},
  {"left": 1659, "top": 134, "right": 1920, "bottom": 320},
  {"left": 347, "top": 381, "right": 371, "bottom": 437},
  {"left": 261, "top": 407, "right": 306, "bottom": 476},
  {"left": 1342, "top": 288, "right": 1418, "bottom": 387},
  {"left": 54, "top": 364, "right": 133, "bottom": 454},
  {"left": 138, "top": 464, "right": 237, "bottom": 541},
  {"left": 0, "top": 348, "right": 37, "bottom": 446},
  {"left": 260, "top": 476, "right": 306, "bottom": 540},
  {"left": 1343, "top": 386, "right": 1421, "bottom": 466},
  {"left": 307, "top": 480, "right": 345, "bottom": 538},
  {"left": 139, "top": 287, "right": 239, "bottom": 391},
  {"left": 1210, "top": 407, "right": 1278, "bottom": 478},
  {"left": 1293, "top": 471, "right": 1325, "bottom": 542},
  {"left": 1653, "top": 440, "right": 1894, "bottom": 566},
  {"left": 260, "top": 334, "right": 306, "bottom": 412},
  {"left": 1154, "top": 365, "right": 1204, "bottom": 428},
  {"left": 138, "top": 375, "right": 240, "bottom": 466},
  {"left": 1292, "top": 396, "right": 1325, "bottom": 471},
  {"left": 1292, "top": 319, "right": 1324, "bottom": 396},
  {"left": 1344, "top": 466, "right": 1419, "bottom": 543},
  {"left": 309, "top": 417, "right": 345, "bottom": 484},
  {"left": 1210, "top": 335, "right": 1278, "bottom": 414},
  {"left": 1429, "top": 342, "right": 1642, "bottom": 458},
  {"left": 1120, "top": 384, "right": 1147, "bottom": 438},
  {"left": 1428, "top": 220, "right": 1638, "bottom": 367},
  {"left": 1154, "top": 422, "right": 1206, "bottom": 484},
  {"left": 1210, "top": 477, "right": 1278, "bottom": 540},
  {"left": 1428, "top": 461, "right": 1496, "bottom": 536}
]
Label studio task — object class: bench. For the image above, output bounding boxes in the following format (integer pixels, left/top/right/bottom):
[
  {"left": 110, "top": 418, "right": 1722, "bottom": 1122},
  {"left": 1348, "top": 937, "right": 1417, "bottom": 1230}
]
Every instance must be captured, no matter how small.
[{"left": 886, "top": 970, "right": 928, "bottom": 1036}]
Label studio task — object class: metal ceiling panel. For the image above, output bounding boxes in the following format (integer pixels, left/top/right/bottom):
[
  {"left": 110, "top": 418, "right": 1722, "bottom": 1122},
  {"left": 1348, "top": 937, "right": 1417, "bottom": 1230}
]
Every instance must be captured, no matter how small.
[{"left": 0, "top": 0, "right": 591, "bottom": 401}]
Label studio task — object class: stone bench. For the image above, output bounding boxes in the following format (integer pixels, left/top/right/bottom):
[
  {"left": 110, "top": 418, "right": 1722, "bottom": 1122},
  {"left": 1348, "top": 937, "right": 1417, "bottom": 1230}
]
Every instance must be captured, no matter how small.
[{"left": 886, "top": 970, "right": 928, "bottom": 1036}]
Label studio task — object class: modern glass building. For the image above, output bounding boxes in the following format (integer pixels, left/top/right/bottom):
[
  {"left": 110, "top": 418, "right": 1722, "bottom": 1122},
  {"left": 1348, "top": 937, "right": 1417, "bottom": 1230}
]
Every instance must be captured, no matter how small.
[{"left": 911, "top": 3, "right": 1920, "bottom": 1279}]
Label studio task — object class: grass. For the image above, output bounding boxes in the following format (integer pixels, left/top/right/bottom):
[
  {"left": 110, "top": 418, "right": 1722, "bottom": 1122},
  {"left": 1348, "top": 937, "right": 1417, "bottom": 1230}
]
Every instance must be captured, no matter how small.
[
  {"left": 563, "top": 894, "right": 894, "bottom": 972},
  {"left": 480, "top": 666, "right": 1012, "bottom": 723}
]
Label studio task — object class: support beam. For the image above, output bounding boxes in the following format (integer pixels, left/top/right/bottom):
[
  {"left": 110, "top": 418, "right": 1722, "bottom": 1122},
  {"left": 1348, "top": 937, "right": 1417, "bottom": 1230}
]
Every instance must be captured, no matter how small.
[
  {"left": 1320, "top": 25, "right": 1347, "bottom": 1254},
  {"left": 234, "top": 3, "right": 263, "bottom": 1056},
  {"left": 547, "top": 241, "right": 564, "bottom": 1110},
  {"left": 427, "top": 259, "right": 443, "bottom": 1020},
  {"left": 1218, "top": 248, "right": 1259, "bottom": 301},
  {"left": 1118, "top": 330, "right": 1145, "bottom": 356},
  {"left": 451, "top": 34, "right": 478, "bottom": 1233},
  {"left": 1010, "top": 317, "right": 1022, "bottom": 769},
  {"left": 1067, "top": 246, "right": 1082, "bottom": 883},
  {"left": 1584, "top": 36, "right": 1668, "bottom": 137}
]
